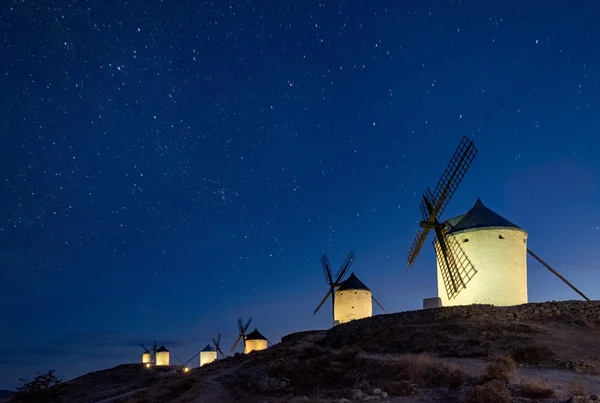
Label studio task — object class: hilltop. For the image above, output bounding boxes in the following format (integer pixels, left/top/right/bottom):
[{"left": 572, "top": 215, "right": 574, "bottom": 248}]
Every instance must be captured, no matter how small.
[{"left": 53, "top": 300, "right": 600, "bottom": 402}]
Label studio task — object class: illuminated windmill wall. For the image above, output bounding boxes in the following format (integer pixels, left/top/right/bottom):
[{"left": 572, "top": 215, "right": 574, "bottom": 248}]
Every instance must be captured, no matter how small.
[
  {"left": 155, "top": 345, "right": 170, "bottom": 366},
  {"left": 244, "top": 329, "right": 268, "bottom": 354},
  {"left": 435, "top": 198, "right": 528, "bottom": 306},
  {"left": 141, "top": 352, "right": 151, "bottom": 364},
  {"left": 200, "top": 344, "right": 217, "bottom": 366}
]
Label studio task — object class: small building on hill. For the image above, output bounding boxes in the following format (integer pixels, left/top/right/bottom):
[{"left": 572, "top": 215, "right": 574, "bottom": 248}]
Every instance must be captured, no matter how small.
[
  {"left": 200, "top": 344, "right": 217, "bottom": 366},
  {"left": 334, "top": 272, "right": 372, "bottom": 325},
  {"left": 244, "top": 329, "right": 268, "bottom": 354},
  {"left": 435, "top": 198, "right": 528, "bottom": 307},
  {"left": 155, "top": 345, "right": 170, "bottom": 366}
]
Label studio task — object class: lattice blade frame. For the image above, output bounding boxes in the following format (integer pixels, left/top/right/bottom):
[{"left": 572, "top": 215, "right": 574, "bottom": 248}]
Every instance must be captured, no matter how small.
[
  {"left": 433, "top": 229, "right": 477, "bottom": 300},
  {"left": 428, "top": 136, "right": 478, "bottom": 220},
  {"left": 334, "top": 250, "right": 355, "bottom": 282},
  {"left": 406, "top": 227, "right": 431, "bottom": 268},
  {"left": 321, "top": 254, "right": 333, "bottom": 284}
]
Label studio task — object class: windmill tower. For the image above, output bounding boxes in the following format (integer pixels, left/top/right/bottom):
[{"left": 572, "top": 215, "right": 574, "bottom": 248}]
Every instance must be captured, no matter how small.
[
  {"left": 200, "top": 344, "right": 217, "bottom": 366},
  {"left": 244, "top": 329, "right": 269, "bottom": 354},
  {"left": 314, "top": 251, "right": 387, "bottom": 326},
  {"left": 140, "top": 342, "right": 157, "bottom": 366},
  {"left": 155, "top": 345, "right": 170, "bottom": 366},
  {"left": 406, "top": 136, "right": 591, "bottom": 307}
]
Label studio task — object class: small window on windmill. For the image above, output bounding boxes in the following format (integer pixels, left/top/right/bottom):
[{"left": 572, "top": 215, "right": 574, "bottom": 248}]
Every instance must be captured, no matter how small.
[
  {"left": 463, "top": 238, "right": 469, "bottom": 243},
  {"left": 499, "top": 234, "right": 505, "bottom": 239}
]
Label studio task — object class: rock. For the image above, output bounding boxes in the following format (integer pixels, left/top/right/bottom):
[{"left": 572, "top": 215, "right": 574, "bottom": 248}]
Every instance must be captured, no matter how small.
[
  {"left": 569, "top": 396, "right": 592, "bottom": 403},
  {"left": 338, "top": 399, "right": 350, "bottom": 403},
  {"left": 290, "top": 397, "right": 309, "bottom": 402},
  {"left": 381, "top": 392, "right": 388, "bottom": 398},
  {"left": 372, "top": 388, "right": 382, "bottom": 395},
  {"left": 362, "top": 396, "right": 381, "bottom": 401},
  {"left": 592, "top": 395, "right": 599, "bottom": 401}
]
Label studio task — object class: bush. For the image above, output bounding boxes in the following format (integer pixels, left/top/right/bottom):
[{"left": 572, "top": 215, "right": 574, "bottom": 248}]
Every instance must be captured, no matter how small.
[
  {"left": 12, "top": 370, "right": 64, "bottom": 403},
  {"left": 517, "top": 378, "right": 555, "bottom": 399},
  {"left": 570, "top": 378, "right": 588, "bottom": 396},
  {"left": 484, "top": 355, "right": 516, "bottom": 383}
]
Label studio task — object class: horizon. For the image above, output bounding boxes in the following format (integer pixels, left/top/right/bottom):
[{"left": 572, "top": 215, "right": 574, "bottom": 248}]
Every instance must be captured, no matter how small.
[{"left": 2, "top": 0, "right": 600, "bottom": 391}]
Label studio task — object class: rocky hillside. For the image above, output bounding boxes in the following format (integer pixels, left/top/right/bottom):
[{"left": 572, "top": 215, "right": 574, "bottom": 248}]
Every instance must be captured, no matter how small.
[{"left": 65, "top": 301, "right": 600, "bottom": 402}]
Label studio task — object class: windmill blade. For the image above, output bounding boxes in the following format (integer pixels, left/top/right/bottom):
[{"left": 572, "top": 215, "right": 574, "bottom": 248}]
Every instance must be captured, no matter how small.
[
  {"left": 334, "top": 250, "right": 356, "bottom": 283},
  {"left": 527, "top": 248, "right": 590, "bottom": 301},
  {"left": 313, "top": 288, "right": 333, "bottom": 315},
  {"left": 217, "top": 347, "right": 226, "bottom": 358},
  {"left": 140, "top": 343, "right": 149, "bottom": 352},
  {"left": 216, "top": 334, "right": 221, "bottom": 346},
  {"left": 321, "top": 253, "right": 333, "bottom": 284},
  {"left": 243, "top": 317, "right": 252, "bottom": 332},
  {"left": 266, "top": 339, "right": 275, "bottom": 347},
  {"left": 428, "top": 136, "right": 478, "bottom": 220},
  {"left": 406, "top": 227, "right": 431, "bottom": 270},
  {"left": 237, "top": 318, "right": 243, "bottom": 331},
  {"left": 372, "top": 295, "right": 388, "bottom": 314},
  {"left": 231, "top": 334, "right": 242, "bottom": 352},
  {"left": 173, "top": 355, "right": 185, "bottom": 366},
  {"left": 184, "top": 351, "right": 201, "bottom": 366},
  {"left": 433, "top": 228, "right": 465, "bottom": 300}
]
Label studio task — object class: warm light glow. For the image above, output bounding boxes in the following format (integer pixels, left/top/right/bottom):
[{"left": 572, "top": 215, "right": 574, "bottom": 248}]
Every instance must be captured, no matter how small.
[
  {"left": 184, "top": 367, "right": 189, "bottom": 372},
  {"left": 244, "top": 339, "right": 267, "bottom": 354},
  {"left": 156, "top": 351, "right": 170, "bottom": 366},
  {"left": 436, "top": 227, "right": 528, "bottom": 306},
  {"left": 334, "top": 289, "right": 372, "bottom": 325},
  {"left": 145, "top": 363, "right": 151, "bottom": 368},
  {"left": 200, "top": 350, "right": 217, "bottom": 366}
]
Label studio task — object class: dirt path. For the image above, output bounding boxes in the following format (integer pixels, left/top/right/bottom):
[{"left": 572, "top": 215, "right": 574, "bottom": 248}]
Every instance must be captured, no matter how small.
[{"left": 188, "top": 366, "right": 238, "bottom": 403}]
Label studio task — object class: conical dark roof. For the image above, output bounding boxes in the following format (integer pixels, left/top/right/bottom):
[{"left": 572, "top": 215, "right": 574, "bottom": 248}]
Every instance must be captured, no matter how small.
[
  {"left": 446, "top": 198, "right": 524, "bottom": 235},
  {"left": 156, "top": 345, "right": 169, "bottom": 352},
  {"left": 337, "top": 272, "right": 370, "bottom": 291},
  {"left": 201, "top": 344, "right": 215, "bottom": 352},
  {"left": 245, "top": 328, "right": 267, "bottom": 341}
]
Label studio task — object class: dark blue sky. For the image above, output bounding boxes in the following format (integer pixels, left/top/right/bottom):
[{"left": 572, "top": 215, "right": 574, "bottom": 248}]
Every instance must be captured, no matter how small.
[{"left": 1, "top": 0, "right": 600, "bottom": 390}]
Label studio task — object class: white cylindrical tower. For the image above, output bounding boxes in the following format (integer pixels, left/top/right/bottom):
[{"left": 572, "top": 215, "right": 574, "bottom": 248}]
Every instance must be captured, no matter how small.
[
  {"left": 244, "top": 329, "right": 268, "bottom": 354},
  {"left": 155, "top": 345, "right": 170, "bottom": 366},
  {"left": 436, "top": 198, "right": 528, "bottom": 307},
  {"left": 334, "top": 273, "right": 372, "bottom": 325},
  {"left": 142, "top": 352, "right": 151, "bottom": 364},
  {"left": 200, "top": 344, "right": 217, "bottom": 366}
]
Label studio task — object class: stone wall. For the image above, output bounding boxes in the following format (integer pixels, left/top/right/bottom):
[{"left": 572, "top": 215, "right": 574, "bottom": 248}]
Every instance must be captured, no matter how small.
[{"left": 350, "top": 300, "right": 600, "bottom": 328}]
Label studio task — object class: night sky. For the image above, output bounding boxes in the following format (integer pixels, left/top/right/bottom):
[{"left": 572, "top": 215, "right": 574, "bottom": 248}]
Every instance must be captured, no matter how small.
[{"left": 2, "top": 0, "right": 600, "bottom": 390}]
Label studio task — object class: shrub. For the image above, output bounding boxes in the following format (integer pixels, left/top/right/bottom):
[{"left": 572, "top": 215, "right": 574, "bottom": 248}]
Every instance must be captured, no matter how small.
[
  {"left": 484, "top": 355, "right": 516, "bottom": 383},
  {"left": 570, "top": 378, "right": 588, "bottom": 396},
  {"left": 464, "top": 380, "right": 512, "bottom": 403},
  {"left": 517, "top": 378, "right": 555, "bottom": 399}
]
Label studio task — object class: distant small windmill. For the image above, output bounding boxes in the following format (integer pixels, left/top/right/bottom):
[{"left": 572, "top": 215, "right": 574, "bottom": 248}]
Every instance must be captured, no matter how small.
[
  {"left": 230, "top": 317, "right": 252, "bottom": 353},
  {"left": 139, "top": 342, "right": 157, "bottom": 366},
  {"left": 405, "top": 136, "right": 590, "bottom": 306},
  {"left": 314, "top": 250, "right": 387, "bottom": 326}
]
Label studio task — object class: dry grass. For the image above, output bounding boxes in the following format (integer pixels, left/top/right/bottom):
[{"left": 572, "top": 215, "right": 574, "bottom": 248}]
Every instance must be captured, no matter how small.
[
  {"left": 464, "top": 379, "right": 512, "bottom": 403},
  {"left": 484, "top": 355, "right": 516, "bottom": 383},
  {"left": 570, "top": 378, "right": 588, "bottom": 396},
  {"left": 574, "top": 360, "right": 600, "bottom": 375},
  {"left": 516, "top": 378, "right": 556, "bottom": 399},
  {"left": 259, "top": 349, "right": 469, "bottom": 398}
]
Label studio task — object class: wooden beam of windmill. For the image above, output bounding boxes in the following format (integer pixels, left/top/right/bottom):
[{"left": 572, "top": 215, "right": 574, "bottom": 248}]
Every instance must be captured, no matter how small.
[
  {"left": 372, "top": 295, "right": 387, "bottom": 313},
  {"left": 406, "top": 136, "right": 478, "bottom": 270},
  {"left": 527, "top": 248, "right": 590, "bottom": 302}
]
